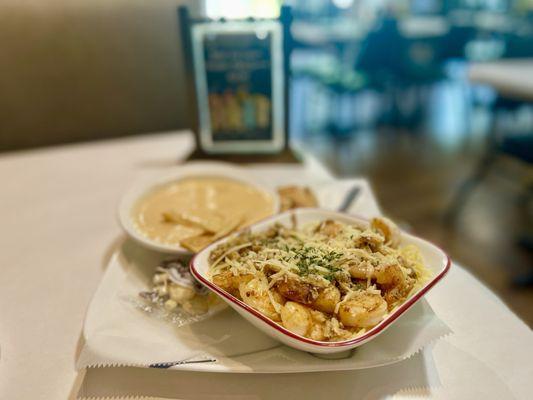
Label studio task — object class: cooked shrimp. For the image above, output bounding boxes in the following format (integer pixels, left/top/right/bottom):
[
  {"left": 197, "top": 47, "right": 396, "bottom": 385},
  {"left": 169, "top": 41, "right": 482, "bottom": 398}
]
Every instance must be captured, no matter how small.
[
  {"left": 312, "top": 285, "right": 341, "bottom": 314},
  {"left": 371, "top": 217, "right": 401, "bottom": 248},
  {"left": 349, "top": 260, "right": 411, "bottom": 308},
  {"left": 239, "top": 278, "right": 281, "bottom": 321},
  {"left": 268, "top": 288, "right": 287, "bottom": 312},
  {"left": 349, "top": 261, "right": 374, "bottom": 280},
  {"left": 280, "top": 301, "right": 312, "bottom": 336},
  {"left": 374, "top": 262, "right": 404, "bottom": 286},
  {"left": 337, "top": 292, "right": 387, "bottom": 328},
  {"left": 375, "top": 262, "right": 416, "bottom": 306},
  {"left": 316, "top": 220, "right": 343, "bottom": 237},
  {"left": 353, "top": 230, "right": 384, "bottom": 249},
  {"left": 382, "top": 275, "right": 414, "bottom": 306},
  {"left": 280, "top": 301, "right": 328, "bottom": 340},
  {"left": 350, "top": 260, "right": 406, "bottom": 287},
  {"left": 212, "top": 271, "right": 253, "bottom": 297},
  {"left": 307, "top": 309, "right": 327, "bottom": 340},
  {"left": 275, "top": 276, "right": 316, "bottom": 304}
]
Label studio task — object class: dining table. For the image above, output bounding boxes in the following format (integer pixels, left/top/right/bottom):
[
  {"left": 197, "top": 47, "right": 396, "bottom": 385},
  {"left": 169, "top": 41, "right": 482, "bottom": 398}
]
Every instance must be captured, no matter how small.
[
  {"left": 469, "top": 58, "right": 533, "bottom": 102},
  {"left": 0, "top": 130, "right": 532, "bottom": 399}
]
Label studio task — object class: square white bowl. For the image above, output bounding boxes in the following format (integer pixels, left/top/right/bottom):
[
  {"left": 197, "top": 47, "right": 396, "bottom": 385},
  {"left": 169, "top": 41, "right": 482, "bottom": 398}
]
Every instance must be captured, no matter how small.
[{"left": 190, "top": 208, "right": 450, "bottom": 354}]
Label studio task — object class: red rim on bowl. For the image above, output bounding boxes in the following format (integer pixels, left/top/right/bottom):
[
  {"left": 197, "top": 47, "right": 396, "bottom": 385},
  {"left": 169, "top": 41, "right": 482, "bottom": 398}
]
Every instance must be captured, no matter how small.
[{"left": 189, "top": 208, "right": 451, "bottom": 348}]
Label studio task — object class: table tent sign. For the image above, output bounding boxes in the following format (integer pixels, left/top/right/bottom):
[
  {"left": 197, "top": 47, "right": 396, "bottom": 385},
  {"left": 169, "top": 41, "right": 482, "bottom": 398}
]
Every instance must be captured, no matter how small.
[{"left": 179, "top": 6, "right": 292, "bottom": 154}]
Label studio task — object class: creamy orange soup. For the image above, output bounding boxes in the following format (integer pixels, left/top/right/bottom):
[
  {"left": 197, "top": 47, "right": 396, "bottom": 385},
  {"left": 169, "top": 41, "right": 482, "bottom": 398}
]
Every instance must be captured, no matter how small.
[{"left": 133, "top": 176, "right": 275, "bottom": 247}]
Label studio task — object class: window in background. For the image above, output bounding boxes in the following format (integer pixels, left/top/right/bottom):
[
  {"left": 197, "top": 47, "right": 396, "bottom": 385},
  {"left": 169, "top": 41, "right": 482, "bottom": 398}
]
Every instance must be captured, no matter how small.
[{"left": 204, "top": 0, "right": 281, "bottom": 19}]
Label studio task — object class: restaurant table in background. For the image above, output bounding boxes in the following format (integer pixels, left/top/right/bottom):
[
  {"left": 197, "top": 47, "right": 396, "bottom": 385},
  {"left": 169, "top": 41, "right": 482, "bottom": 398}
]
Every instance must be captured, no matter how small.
[
  {"left": 0, "top": 131, "right": 532, "bottom": 399},
  {"left": 469, "top": 59, "right": 533, "bottom": 102}
]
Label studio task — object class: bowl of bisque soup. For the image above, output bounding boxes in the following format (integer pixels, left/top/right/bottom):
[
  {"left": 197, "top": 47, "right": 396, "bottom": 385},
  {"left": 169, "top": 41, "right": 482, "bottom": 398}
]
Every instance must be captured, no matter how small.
[{"left": 118, "top": 162, "right": 279, "bottom": 255}]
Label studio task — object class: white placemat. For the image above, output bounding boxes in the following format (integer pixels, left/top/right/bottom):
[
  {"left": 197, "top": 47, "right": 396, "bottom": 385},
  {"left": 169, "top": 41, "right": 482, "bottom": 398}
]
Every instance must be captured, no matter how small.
[
  {"left": 78, "top": 347, "right": 441, "bottom": 399},
  {"left": 77, "top": 235, "right": 449, "bottom": 372},
  {"left": 76, "top": 178, "right": 449, "bottom": 384}
]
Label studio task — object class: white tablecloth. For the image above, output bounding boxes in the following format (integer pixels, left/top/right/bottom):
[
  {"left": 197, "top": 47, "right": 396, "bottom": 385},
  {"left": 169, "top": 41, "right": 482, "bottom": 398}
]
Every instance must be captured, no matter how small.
[{"left": 0, "top": 131, "right": 531, "bottom": 399}]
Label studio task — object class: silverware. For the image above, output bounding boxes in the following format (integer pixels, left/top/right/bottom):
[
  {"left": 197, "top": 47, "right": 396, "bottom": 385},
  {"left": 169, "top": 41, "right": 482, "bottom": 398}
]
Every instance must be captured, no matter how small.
[
  {"left": 337, "top": 186, "right": 361, "bottom": 212},
  {"left": 150, "top": 358, "right": 217, "bottom": 369}
]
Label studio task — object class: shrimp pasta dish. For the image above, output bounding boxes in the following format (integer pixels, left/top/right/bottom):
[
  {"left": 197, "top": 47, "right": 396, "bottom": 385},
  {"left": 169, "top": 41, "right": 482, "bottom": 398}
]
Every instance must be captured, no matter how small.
[{"left": 208, "top": 217, "right": 432, "bottom": 342}]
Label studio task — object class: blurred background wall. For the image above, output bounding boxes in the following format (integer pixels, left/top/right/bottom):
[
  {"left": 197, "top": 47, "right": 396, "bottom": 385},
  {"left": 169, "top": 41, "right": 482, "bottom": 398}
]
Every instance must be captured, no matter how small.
[
  {"left": 0, "top": 0, "right": 198, "bottom": 151},
  {"left": 0, "top": 0, "right": 532, "bottom": 323}
]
